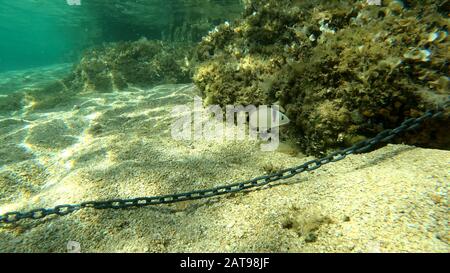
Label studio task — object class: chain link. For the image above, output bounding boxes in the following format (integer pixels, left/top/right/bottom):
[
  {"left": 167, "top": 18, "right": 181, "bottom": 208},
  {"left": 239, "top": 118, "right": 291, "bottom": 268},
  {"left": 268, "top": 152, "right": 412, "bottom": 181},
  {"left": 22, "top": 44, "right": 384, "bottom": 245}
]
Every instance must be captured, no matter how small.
[{"left": 1, "top": 102, "right": 448, "bottom": 224}]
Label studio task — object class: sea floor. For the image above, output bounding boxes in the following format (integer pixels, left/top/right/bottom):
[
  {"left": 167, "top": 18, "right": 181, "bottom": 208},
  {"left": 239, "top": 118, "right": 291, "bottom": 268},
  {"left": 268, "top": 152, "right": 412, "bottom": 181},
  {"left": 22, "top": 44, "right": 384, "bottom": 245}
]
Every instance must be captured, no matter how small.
[
  {"left": 0, "top": 65, "right": 448, "bottom": 252},
  {"left": 0, "top": 64, "right": 73, "bottom": 94}
]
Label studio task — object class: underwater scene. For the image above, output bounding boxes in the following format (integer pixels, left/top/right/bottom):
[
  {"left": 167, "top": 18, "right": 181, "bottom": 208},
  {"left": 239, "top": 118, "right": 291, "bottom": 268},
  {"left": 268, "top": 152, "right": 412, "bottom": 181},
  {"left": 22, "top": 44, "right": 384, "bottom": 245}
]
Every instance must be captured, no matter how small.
[{"left": 0, "top": 0, "right": 448, "bottom": 254}]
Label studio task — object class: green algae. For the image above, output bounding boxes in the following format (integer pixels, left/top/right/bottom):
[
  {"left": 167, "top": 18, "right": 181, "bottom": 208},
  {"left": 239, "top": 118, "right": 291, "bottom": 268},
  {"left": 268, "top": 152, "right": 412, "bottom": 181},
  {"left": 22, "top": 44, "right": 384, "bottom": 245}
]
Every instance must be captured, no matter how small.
[{"left": 72, "top": 39, "right": 194, "bottom": 92}]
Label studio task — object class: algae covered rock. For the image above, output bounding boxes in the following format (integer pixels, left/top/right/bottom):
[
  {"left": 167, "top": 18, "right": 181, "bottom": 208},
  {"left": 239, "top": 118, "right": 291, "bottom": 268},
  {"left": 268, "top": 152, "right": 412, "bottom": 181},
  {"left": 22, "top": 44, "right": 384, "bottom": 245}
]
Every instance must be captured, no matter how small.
[
  {"left": 193, "top": 0, "right": 449, "bottom": 155},
  {"left": 73, "top": 39, "right": 194, "bottom": 92}
]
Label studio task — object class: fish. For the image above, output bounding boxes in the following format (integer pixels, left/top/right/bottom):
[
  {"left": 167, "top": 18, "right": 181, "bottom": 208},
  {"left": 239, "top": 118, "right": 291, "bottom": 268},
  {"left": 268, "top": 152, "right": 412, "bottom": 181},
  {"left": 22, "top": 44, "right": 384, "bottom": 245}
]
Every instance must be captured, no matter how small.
[{"left": 249, "top": 104, "right": 290, "bottom": 132}]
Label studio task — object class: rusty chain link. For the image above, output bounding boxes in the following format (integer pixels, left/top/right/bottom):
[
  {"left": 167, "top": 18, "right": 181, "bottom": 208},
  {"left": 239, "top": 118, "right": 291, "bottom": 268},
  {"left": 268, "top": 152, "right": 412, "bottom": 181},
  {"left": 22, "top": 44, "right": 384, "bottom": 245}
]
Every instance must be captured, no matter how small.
[{"left": 1, "top": 101, "right": 448, "bottom": 224}]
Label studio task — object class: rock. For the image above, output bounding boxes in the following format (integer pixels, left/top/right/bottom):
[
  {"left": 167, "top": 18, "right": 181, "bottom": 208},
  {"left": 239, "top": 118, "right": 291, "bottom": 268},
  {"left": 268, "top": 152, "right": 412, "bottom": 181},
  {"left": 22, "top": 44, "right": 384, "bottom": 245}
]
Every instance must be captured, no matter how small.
[{"left": 193, "top": 0, "right": 449, "bottom": 155}]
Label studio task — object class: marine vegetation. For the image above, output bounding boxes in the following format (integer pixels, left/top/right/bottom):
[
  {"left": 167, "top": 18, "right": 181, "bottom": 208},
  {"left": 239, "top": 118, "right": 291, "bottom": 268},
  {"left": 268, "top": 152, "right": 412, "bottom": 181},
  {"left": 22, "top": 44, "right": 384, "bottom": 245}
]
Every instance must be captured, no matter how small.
[
  {"left": 72, "top": 39, "right": 194, "bottom": 93},
  {"left": 193, "top": 0, "right": 450, "bottom": 155}
]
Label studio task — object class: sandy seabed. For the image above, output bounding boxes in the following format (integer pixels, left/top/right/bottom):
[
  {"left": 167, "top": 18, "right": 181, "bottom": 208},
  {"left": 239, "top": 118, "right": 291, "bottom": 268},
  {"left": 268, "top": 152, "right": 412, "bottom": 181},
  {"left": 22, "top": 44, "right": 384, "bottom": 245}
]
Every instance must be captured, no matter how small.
[{"left": 0, "top": 67, "right": 448, "bottom": 253}]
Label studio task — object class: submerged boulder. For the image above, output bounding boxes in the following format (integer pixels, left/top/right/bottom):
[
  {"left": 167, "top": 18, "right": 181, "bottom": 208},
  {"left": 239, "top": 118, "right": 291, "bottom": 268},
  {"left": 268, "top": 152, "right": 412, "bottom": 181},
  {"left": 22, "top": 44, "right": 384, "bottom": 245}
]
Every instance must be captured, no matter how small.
[
  {"left": 73, "top": 39, "right": 194, "bottom": 92},
  {"left": 193, "top": 0, "right": 449, "bottom": 155}
]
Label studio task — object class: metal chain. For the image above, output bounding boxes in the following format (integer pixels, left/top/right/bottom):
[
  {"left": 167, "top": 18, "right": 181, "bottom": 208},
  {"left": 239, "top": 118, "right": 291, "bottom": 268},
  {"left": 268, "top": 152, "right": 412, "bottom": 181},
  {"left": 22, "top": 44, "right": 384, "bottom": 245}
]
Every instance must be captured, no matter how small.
[{"left": 1, "top": 101, "right": 448, "bottom": 224}]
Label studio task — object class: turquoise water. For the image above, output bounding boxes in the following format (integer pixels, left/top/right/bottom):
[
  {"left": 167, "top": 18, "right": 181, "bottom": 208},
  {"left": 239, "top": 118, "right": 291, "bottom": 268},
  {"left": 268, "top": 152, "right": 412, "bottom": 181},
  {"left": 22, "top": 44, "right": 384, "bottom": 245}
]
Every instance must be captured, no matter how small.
[
  {"left": 0, "top": 1, "right": 82, "bottom": 72},
  {"left": 0, "top": 0, "right": 243, "bottom": 73}
]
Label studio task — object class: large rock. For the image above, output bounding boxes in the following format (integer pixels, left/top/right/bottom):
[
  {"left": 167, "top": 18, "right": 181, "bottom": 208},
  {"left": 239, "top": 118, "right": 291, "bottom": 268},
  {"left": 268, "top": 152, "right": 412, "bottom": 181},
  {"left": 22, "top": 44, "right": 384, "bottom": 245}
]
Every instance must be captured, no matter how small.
[
  {"left": 72, "top": 39, "right": 194, "bottom": 92},
  {"left": 193, "top": 0, "right": 449, "bottom": 155}
]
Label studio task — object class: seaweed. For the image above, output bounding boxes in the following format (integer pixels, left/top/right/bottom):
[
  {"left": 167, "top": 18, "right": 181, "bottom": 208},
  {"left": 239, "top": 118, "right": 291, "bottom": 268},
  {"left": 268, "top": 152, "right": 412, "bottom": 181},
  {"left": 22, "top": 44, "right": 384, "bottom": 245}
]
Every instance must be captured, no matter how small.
[{"left": 73, "top": 39, "right": 194, "bottom": 92}]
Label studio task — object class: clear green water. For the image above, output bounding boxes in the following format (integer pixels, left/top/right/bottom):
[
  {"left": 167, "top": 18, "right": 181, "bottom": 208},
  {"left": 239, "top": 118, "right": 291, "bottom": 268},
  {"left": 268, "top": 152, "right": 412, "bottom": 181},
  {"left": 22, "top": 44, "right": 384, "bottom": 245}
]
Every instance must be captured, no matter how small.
[{"left": 0, "top": 0, "right": 243, "bottom": 73}]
